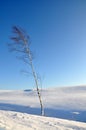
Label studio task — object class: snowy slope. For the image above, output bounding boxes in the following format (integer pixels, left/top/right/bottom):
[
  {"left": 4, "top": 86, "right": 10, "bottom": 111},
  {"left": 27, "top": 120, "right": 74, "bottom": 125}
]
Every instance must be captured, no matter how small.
[
  {"left": 0, "top": 86, "right": 86, "bottom": 122},
  {"left": 0, "top": 86, "right": 86, "bottom": 110},
  {"left": 0, "top": 86, "right": 86, "bottom": 129},
  {"left": 0, "top": 110, "right": 86, "bottom": 130}
]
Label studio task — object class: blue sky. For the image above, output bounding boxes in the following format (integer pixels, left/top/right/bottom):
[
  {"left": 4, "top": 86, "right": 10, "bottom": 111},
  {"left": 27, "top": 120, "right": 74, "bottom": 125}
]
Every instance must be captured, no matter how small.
[{"left": 0, "top": 0, "right": 86, "bottom": 89}]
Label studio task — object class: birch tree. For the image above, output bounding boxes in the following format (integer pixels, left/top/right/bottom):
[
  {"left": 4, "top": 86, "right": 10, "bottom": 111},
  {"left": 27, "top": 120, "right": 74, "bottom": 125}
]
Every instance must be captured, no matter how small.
[{"left": 8, "top": 26, "right": 44, "bottom": 116}]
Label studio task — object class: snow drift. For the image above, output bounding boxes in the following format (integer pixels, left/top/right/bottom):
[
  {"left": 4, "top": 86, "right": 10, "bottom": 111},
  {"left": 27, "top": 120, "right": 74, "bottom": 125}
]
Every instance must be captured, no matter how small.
[
  {"left": 0, "top": 110, "right": 86, "bottom": 130},
  {"left": 0, "top": 86, "right": 86, "bottom": 129},
  {"left": 0, "top": 86, "right": 86, "bottom": 122}
]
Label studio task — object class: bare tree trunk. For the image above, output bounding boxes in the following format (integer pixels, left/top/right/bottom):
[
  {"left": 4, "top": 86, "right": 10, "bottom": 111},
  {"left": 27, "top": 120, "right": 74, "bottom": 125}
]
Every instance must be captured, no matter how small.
[
  {"left": 28, "top": 50, "right": 44, "bottom": 116},
  {"left": 9, "top": 26, "right": 44, "bottom": 116}
]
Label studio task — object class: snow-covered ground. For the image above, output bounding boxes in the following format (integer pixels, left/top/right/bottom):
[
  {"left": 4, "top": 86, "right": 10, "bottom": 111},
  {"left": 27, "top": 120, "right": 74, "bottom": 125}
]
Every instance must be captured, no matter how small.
[
  {"left": 0, "top": 86, "right": 86, "bottom": 129},
  {"left": 0, "top": 110, "right": 86, "bottom": 130}
]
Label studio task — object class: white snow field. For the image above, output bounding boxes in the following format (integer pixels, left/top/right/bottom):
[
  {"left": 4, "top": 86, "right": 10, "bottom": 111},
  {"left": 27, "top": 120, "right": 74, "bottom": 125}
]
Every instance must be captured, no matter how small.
[
  {"left": 0, "top": 85, "right": 86, "bottom": 129},
  {"left": 0, "top": 110, "right": 86, "bottom": 130}
]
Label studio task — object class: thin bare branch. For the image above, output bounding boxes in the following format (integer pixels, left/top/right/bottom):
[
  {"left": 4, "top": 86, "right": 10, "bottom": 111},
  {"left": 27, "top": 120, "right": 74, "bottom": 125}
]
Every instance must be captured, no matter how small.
[{"left": 8, "top": 25, "right": 44, "bottom": 116}]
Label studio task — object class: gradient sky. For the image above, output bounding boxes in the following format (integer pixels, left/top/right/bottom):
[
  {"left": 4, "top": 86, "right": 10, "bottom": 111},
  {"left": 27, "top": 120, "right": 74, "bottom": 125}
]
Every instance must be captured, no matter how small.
[{"left": 1, "top": 0, "right": 86, "bottom": 89}]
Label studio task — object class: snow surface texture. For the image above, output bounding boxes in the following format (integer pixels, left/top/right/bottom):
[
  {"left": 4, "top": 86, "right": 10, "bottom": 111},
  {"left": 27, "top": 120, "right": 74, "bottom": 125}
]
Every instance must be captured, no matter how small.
[
  {"left": 0, "top": 86, "right": 86, "bottom": 122},
  {"left": 0, "top": 110, "right": 86, "bottom": 130},
  {"left": 0, "top": 86, "right": 86, "bottom": 129}
]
